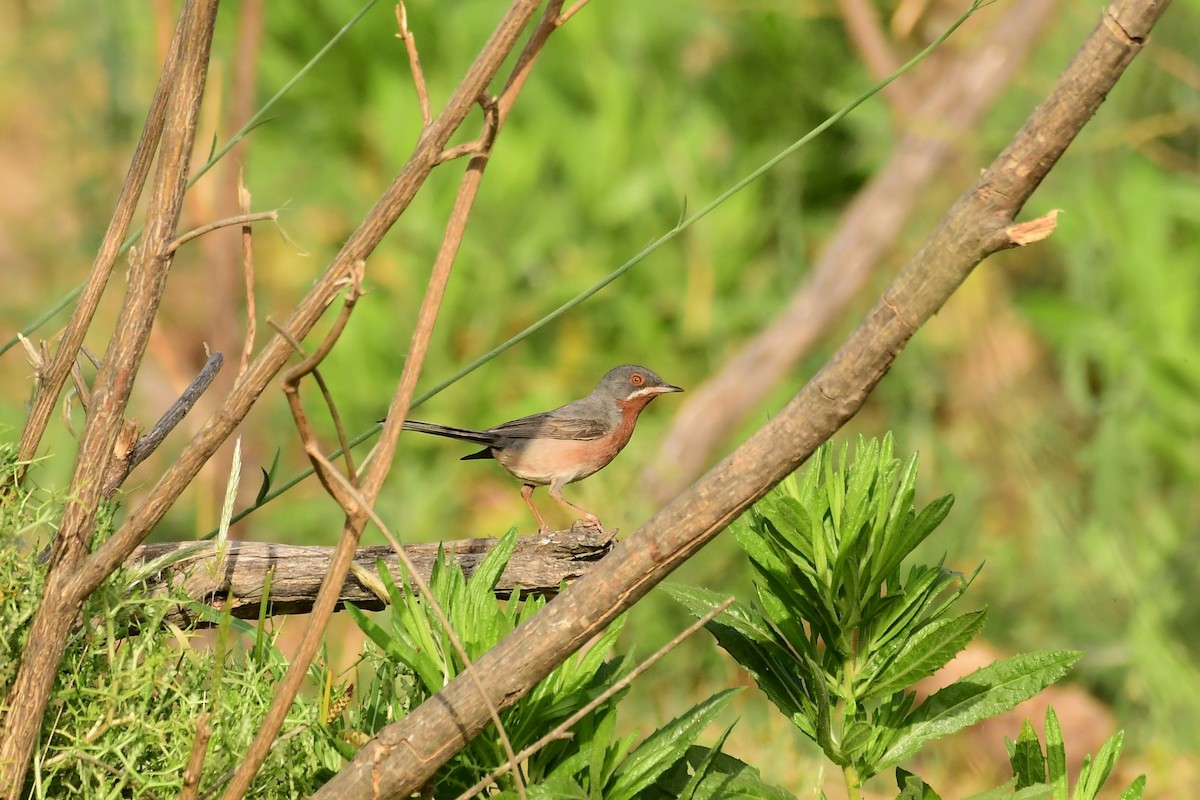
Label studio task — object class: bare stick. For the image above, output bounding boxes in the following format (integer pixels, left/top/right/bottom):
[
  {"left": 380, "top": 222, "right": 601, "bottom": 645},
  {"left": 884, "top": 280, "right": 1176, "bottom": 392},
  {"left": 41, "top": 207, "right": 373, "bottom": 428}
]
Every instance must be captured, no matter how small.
[
  {"left": 395, "top": 2, "right": 432, "bottom": 127},
  {"left": 180, "top": 713, "right": 213, "bottom": 800},
  {"left": 166, "top": 211, "right": 278, "bottom": 253},
  {"left": 9, "top": 9, "right": 186, "bottom": 487},
  {"left": 102, "top": 351, "right": 225, "bottom": 498},
  {"left": 556, "top": 0, "right": 591, "bottom": 27},
  {"left": 452, "top": 596, "right": 736, "bottom": 800},
  {"left": 237, "top": 174, "right": 257, "bottom": 379},
  {"left": 314, "top": 2, "right": 1172, "bottom": 796}
]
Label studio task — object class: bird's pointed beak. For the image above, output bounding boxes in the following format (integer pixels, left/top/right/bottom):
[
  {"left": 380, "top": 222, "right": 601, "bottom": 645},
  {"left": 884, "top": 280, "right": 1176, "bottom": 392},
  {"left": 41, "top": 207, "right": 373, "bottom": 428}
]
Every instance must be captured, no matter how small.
[{"left": 659, "top": 384, "right": 684, "bottom": 393}]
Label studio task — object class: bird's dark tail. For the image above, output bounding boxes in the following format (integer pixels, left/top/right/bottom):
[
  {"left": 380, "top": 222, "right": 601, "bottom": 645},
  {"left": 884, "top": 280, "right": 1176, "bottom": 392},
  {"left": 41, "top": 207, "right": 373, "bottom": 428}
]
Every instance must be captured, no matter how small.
[{"left": 401, "top": 419, "right": 497, "bottom": 446}]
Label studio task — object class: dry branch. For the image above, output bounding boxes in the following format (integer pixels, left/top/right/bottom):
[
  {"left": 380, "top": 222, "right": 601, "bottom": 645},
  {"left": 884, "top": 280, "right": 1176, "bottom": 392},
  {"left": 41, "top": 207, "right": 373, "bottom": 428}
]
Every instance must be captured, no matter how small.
[
  {"left": 130, "top": 530, "right": 611, "bottom": 625},
  {"left": 313, "top": 1, "right": 1172, "bottom": 797}
]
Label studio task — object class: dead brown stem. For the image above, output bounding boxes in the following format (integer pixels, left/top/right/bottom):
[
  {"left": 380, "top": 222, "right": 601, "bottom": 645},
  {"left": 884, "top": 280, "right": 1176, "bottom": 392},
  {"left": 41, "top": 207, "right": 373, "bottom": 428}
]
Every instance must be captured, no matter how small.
[
  {"left": 76, "top": 0, "right": 545, "bottom": 606},
  {"left": 220, "top": 5, "right": 561, "bottom": 791},
  {"left": 166, "top": 210, "right": 277, "bottom": 253},
  {"left": 314, "top": 1, "right": 1171, "bottom": 796},
  {"left": 308, "top": 453, "right": 528, "bottom": 800},
  {"left": 101, "top": 351, "right": 225, "bottom": 498},
  {"left": 180, "top": 713, "right": 214, "bottom": 800},
  {"left": 395, "top": 2, "right": 432, "bottom": 126},
  {"left": 237, "top": 174, "right": 257, "bottom": 379}
]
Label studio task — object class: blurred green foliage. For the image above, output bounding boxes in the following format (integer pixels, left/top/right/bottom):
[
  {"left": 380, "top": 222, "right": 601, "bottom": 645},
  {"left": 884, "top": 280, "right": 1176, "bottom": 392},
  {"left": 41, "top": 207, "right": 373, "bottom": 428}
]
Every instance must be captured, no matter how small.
[{"left": 1, "top": 0, "right": 1199, "bottom": 795}]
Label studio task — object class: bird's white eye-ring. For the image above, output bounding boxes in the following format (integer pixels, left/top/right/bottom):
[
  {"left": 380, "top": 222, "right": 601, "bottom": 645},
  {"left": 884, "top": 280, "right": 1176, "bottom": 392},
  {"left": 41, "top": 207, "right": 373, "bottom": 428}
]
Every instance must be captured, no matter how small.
[{"left": 630, "top": 373, "right": 645, "bottom": 386}]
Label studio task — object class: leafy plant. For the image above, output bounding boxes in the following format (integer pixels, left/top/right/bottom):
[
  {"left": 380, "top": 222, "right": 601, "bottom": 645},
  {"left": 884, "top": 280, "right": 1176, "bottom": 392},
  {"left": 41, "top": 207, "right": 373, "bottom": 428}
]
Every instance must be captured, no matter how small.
[
  {"left": 343, "top": 529, "right": 791, "bottom": 798},
  {"left": 0, "top": 450, "right": 343, "bottom": 799},
  {"left": 670, "top": 436, "right": 1143, "bottom": 798}
]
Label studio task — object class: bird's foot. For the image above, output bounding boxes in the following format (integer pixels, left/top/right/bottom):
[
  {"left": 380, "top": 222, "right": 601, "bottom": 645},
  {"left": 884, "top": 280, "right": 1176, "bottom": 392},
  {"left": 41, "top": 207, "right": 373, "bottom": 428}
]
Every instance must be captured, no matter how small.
[{"left": 571, "top": 516, "right": 612, "bottom": 542}]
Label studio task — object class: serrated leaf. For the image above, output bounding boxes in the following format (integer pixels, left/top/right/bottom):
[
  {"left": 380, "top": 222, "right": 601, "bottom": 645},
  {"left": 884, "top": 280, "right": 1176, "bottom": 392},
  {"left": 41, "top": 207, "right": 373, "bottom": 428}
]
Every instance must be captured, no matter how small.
[
  {"left": 876, "top": 651, "right": 1082, "bottom": 776},
  {"left": 606, "top": 689, "right": 741, "bottom": 800},
  {"left": 860, "top": 610, "right": 986, "bottom": 701}
]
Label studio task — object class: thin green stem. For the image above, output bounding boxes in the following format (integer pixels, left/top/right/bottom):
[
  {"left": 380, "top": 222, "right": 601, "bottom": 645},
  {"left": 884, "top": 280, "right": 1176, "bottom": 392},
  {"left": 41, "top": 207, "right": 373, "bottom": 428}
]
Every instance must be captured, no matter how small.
[{"left": 843, "top": 764, "right": 864, "bottom": 800}]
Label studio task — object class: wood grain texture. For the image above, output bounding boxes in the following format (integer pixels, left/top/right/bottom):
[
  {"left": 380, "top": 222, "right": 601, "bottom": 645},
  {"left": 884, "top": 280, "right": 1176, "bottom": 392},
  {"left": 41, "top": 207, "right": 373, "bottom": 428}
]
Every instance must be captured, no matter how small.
[{"left": 130, "top": 530, "right": 612, "bottom": 625}]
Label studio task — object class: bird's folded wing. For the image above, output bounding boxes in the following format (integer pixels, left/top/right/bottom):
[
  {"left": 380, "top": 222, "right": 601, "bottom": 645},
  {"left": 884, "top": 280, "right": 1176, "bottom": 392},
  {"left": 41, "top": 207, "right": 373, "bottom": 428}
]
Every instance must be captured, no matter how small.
[{"left": 490, "top": 409, "right": 608, "bottom": 440}]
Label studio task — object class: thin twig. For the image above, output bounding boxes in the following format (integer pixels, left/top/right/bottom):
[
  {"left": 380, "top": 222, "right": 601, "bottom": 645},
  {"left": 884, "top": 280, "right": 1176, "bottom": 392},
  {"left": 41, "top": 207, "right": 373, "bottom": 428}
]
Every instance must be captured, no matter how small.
[
  {"left": 452, "top": 596, "right": 736, "bottom": 800},
  {"left": 395, "top": 2, "right": 432, "bottom": 127},
  {"left": 166, "top": 211, "right": 278, "bottom": 253},
  {"left": 498, "top": 0, "right": 566, "bottom": 124},
  {"left": 101, "top": 352, "right": 225, "bottom": 498},
  {"left": 556, "top": 0, "right": 590, "bottom": 27},
  {"left": 237, "top": 173, "right": 258, "bottom": 379},
  {"left": 180, "top": 712, "right": 213, "bottom": 800}
]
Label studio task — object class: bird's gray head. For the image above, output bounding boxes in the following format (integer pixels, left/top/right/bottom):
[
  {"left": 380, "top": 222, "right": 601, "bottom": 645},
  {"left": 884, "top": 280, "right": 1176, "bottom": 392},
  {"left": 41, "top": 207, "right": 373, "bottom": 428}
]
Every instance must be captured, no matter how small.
[{"left": 594, "top": 364, "right": 683, "bottom": 403}]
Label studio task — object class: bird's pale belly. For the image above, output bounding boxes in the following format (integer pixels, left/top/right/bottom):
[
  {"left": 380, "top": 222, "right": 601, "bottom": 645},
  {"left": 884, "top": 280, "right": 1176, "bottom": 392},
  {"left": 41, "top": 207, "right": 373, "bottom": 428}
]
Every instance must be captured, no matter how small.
[{"left": 495, "top": 434, "right": 625, "bottom": 486}]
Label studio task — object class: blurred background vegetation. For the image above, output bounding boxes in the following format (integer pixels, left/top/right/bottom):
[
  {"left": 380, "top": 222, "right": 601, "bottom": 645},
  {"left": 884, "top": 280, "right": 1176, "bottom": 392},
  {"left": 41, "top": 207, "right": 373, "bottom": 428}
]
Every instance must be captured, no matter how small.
[{"left": 1, "top": 0, "right": 1198, "bottom": 796}]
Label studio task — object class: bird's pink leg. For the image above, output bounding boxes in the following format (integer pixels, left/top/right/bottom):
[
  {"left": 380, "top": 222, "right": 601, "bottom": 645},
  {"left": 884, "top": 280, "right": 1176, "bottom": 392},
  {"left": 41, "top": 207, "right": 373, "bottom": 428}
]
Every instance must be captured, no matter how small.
[{"left": 521, "top": 483, "right": 552, "bottom": 534}]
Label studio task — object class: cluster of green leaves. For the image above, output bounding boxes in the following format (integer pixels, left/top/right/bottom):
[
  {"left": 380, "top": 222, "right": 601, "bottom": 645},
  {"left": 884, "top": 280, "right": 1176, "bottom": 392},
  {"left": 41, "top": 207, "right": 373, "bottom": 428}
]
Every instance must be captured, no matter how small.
[
  {"left": 672, "top": 436, "right": 1144, "bottom": 799},
  {"left": 344, "top": 530, "right": 790, "bottom": 799}
]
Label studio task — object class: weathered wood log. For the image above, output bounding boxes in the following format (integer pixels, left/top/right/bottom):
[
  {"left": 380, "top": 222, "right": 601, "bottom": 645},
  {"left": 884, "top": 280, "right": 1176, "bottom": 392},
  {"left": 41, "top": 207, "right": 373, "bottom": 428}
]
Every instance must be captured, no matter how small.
[{"left": 128, "top": 529, "right": 612, "bottom": 626}]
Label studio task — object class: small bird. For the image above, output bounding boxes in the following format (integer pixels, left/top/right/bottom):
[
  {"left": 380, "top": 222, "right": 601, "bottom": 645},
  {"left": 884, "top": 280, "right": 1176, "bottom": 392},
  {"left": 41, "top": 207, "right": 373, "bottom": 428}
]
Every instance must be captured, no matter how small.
[{"left": 401, "top": 365, "right": 682, "bottom": 534}]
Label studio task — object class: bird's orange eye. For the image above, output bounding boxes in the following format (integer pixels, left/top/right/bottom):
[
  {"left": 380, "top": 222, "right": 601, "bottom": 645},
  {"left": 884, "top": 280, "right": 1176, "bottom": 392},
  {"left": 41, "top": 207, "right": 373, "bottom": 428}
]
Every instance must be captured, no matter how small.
[{"left": 630, "top": 373, "right": 645, "bottom": 386}]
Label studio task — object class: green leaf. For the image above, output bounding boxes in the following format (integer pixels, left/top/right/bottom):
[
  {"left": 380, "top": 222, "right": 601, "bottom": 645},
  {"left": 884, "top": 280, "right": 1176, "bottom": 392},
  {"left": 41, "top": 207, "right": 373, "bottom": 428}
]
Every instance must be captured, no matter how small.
[
  {"left": 1116, "top": 775, "right": 1146, "bottom": 800},
  {"left": 1044, "top": 707, "right": 1068, "bottom": 800},
  {"left": 876, "top": 651, "right": 1082, "bottom": 776},
  {"left": 606, "top": 689, "right": 741, "bottom": 800},
  {"left": 1075, "top": 729, "right": 1124, "bottom": 800},
  {"left": 255, "top": 448, "right": 282, "bottom": 504},
  {"left": 469, "top": 527, "right": 518, "bottom": 595},
  {"left": 677, "top": 721, "right": 736, "bottom": 800},
  {"left": 1010, "top": 719, "right": 1047, "bottom": 788},
  {"left": 859, "top": 610, "right": 986, "bottom": 701},
  {"left": 964, "top": 783, "right": 1054, "bottom": 800},
  {"left": 896, "top": 767, "right": 942, "bottom": 800},
  {"left": 653, "top": 747, "right": 799, "bottom": 800},
  {"left": 667, "top": 585, "right": 814, "bottom": 728}
]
